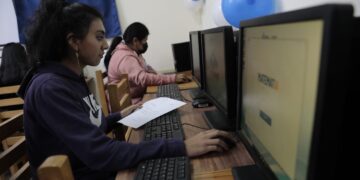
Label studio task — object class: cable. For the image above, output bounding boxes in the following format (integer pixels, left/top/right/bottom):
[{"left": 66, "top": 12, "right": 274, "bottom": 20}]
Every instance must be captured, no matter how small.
[{"left": 182, "top": 123, "right": 210, "bottom": 130}]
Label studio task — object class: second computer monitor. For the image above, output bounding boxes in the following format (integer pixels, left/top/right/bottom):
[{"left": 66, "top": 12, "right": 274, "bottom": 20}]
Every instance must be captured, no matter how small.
[
  {"left": 189, "top": 31, "right": 203, "bottom": 88},
  {"left": 201, "top": 26, "right": 237, "bottom": 131}
]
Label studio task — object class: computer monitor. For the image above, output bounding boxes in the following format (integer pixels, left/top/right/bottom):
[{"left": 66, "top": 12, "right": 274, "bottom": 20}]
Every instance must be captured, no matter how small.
[
  {"left": 171, "top": 41, "right": 191, "bottom": 72},
  {"left": 234, "top": 4, "right": 356, "bottom": 180},
  {"left": 188, "top": 31, "right": 207, "bottom": 100},
  {"left": 201, "top": 26, "right": 237, "bottom": 131},
  {"left": 189, "top": 31, "right": 203, "bottom": 88}
]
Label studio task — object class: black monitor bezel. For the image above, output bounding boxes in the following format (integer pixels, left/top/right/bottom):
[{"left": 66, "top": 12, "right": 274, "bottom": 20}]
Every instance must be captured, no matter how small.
[
  {"left": 236, "top": 4, "right": 354, "bottom": 180},
  {"left": 189, "top": 31, "right": 204, "bottom": 89},
  {"left": 201, "top": 26, "right": 237, "bottom": 119}
]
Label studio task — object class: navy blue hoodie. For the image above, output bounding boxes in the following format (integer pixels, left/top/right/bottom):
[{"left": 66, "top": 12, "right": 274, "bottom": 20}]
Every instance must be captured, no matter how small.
[{"left": 18, "top": 63, "right": 186, "bottom": 179}]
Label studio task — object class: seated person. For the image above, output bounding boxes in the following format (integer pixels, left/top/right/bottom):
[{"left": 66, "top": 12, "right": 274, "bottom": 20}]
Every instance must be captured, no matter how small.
[
  {"left": 105, "top": 22, "right": 190, "bottom": 104},
  {"left": 0, "top": 42, "right": 30, "bottom": 86},
  {"left": 0, "top": 42, "right": 30, "bottom": 111},
  {"left": 19, "top": 1, "right": 234, "bottom": 179}
]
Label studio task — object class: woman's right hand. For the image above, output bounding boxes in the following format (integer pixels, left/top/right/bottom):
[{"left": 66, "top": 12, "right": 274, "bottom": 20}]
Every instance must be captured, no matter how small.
[
  {"left": 175, "top": 73, "right": 191, "bottom": 83},
  {"left": 184, "top": 129, "right": 236, "bottom": 157}
]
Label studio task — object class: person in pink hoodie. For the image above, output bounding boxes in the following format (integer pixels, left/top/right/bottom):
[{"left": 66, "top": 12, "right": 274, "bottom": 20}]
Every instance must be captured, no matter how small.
[{"left": 105, "top": 22, "right": 190, "bottom": 104}]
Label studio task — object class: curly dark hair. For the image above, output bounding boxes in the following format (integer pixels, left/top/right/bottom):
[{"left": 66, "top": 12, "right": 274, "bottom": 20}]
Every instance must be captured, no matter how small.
[{"left": 25, "top": 0, "right": 103, "bottom": 65}]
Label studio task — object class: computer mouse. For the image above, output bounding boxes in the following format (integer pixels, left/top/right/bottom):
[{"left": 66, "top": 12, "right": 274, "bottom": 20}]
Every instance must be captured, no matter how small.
[
  {"left": 216, "top": 136, "right": 236, "bottom": 149},
  {"left": 192, "top": 98, "right": 212, "bottom": 108}
]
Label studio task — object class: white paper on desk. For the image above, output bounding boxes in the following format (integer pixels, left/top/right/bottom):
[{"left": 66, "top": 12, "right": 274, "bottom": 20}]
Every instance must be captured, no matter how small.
[{"left": 118, "top": 97, "right": 186, "bottom": 128}]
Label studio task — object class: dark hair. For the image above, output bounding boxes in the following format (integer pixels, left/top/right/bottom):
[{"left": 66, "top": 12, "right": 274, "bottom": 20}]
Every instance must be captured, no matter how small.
[
  {"left": 123, "top": 22, "right": 149, "bottom": 44},
  {"left": 0, "top": 43, "right": 30, "bottom": 86},
  {"left": 25, "top": 0, "right": 103, "bottom": 65},
  {"left": 104, "top": 22, "right": 149, "bottom": 70},
  {"left": 104, "top": 36, "right": 123, "bottom": 70}
]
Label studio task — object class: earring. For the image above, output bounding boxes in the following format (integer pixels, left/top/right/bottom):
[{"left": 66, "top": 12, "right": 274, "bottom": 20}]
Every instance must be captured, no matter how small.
[{"left": 75, "top": 51, "right": 80, "bottom": 66}]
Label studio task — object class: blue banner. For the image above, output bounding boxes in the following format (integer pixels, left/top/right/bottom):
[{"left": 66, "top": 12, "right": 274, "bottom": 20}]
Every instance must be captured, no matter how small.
[
  {"left": 12, "top": 0, "right": 40, "bottom": 43},
  {"left": 13, "top": 0, "right": 121, "bottom": 43}
]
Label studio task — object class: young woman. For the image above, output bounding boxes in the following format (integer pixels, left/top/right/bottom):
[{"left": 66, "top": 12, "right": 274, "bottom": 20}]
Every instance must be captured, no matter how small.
[
  {"left": 18, "top": 0, "right": 234, "bottom": 179},
  {"left": 105, "top": 22, "right": 191, "bottom": 104}
]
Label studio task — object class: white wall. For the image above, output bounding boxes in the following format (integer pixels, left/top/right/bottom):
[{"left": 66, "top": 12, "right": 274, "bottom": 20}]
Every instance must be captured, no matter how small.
[
  {"left": 71, "top": 0, "right": 360, "bottom": 103},
  {"left": 0, "top": 0, "right": 19, "bottom": 45},
  {"left": 83, "top": 0, "right": 360, "bottom": 102},
  {"left": 200, "top": 0, "right": 360, "bottom": 30},
  {"left": 115, "top": 0, "right": 202, "bottom": 73},
  {"left": 281, "top": 0, "right": 360, "bottom": 16}
]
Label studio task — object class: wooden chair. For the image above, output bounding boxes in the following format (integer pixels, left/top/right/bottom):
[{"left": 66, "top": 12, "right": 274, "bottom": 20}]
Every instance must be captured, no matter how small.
[
  {"left": 37, "top": 155, "right": 74, "bottom": 180},
  {"left": 0, "top": 112, "right": 30, "bottom": 180},
  {"left": 95, "top": 70, "right": 120, "bottom": 139},
  {"left": 108, "top": 74, "right": 132, "bottom": 113},
  {"left": 108, "top": 74, "right": 133, "bottom": 141},
  {"left": 0, "top": 85, "right": 26, "bottom": 179},
  {"left": 95, "top": 70, "right": 110, "bottom": 117},
  {"left": 0, "top": 85, "right": 23, "bottom": 122}
]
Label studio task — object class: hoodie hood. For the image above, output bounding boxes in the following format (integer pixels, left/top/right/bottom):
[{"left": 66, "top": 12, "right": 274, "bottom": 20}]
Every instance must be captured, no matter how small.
[
  {"left": 18, "top": 62, "right": 83, "bottom": 99},
  {"left": 114, "top": 42, "right": 140, "bottom": 59}
]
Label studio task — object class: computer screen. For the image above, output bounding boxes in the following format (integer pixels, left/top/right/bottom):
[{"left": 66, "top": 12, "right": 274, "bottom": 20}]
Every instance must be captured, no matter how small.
[
  {"left": 202, "top": 26, "right": 237, "bottom": 130},
  {"left": 171, "top": 41, "right": 191, "bottom": 72},
  {"left": 189, "top": 31, "right": 203, "bottom": 87},
  {"left": 236, "top": 4, "right": 355, "bottom": 180}
]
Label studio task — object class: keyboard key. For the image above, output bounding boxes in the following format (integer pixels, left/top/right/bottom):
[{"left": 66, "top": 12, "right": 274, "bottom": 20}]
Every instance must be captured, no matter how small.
[
  {"left": 135, "top": 156, "right": 190, "bottom": 180},
  {"left": 143, "top": 110, "right": 184, "bottom": 140},
  {"left": 157, "top": 84, "right": 182, "bottom": 101}
]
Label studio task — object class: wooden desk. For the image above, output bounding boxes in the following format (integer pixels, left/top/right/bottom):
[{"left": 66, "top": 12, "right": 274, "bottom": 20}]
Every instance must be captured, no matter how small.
[
  {"left": 116, "top": 90, "right": 254, "bottom": 179},
  {"left": 146, "top": 71, "right": 198, "bottom": 93}
]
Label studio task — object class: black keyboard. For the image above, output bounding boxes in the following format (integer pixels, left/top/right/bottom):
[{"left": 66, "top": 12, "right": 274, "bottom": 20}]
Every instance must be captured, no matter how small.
[
  {"left": 157, "top": 83, "right": 182, "bottom": 100},
  {"left": 144, "top": 110, "right": 184, "bottom": 141},
  {"left": 135, "top": 156, "right": 190, "bottom": 180}
]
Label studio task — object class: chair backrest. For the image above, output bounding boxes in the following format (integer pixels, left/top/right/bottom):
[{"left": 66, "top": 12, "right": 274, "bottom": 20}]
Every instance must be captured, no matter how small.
[
  {"left": 95, "top": 70, "right": 109, "bottom": 117},
  {"left": 0, "top": 112, "right": 30, "bottom": 180},
  {"left": 0, "top": 85, "right": 23, "bottom": 122},
  {"left": 107, "top": 74, "right": 132, "bottom": 141},
  {"left": 108, "top": 74, "right": 132, "bottom": 113},
  {"left": 37, "top": 155, "right": 74, "bottom": 180}
]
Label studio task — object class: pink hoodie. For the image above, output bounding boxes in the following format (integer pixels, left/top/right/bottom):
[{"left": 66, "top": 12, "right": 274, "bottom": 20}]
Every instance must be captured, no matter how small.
[{"left": 108, "top": 43, "right": 176, "bottom": 104}]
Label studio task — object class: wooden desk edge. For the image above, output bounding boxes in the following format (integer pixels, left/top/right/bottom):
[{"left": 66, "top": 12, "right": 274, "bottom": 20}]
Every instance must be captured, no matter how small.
[{"left": 193, "top": 168, "right": 234, "bottom": 180}]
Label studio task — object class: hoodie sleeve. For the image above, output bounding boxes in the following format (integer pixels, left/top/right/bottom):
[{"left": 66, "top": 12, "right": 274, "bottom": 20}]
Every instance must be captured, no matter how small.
[
  {"left": 146, "top": 65, "right": 157, "bottom": 74},
  {"left": 119, "top": 55, "right": 176, "bottom": 86},
  {"left": 103, "top": 112, "right": 122, "bottom": 133},
  {"left": 35, "top": 80, "right": 186, "bottom": 171}
]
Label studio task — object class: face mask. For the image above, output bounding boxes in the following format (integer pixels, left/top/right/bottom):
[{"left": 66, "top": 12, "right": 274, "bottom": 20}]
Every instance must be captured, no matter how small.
[{"left": 137, "top": 42, "right": 148, "bottom": 55}]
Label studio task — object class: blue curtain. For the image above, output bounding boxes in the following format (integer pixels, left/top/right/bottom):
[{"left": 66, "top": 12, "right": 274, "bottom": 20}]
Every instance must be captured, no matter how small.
[
  {"left": 12, "top": 0, "right": 121, "bottom": 43},
  {"left": 12, "top": 0, "right": 40, "bottom": 43}
]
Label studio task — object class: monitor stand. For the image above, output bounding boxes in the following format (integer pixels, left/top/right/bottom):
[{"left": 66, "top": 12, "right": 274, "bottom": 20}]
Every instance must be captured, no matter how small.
[
  {"left": 232, "top": 165, "right": 269, "bottom": 180},
  {"left": 203, "top": 110, "right": 235, "bottom": 131}
]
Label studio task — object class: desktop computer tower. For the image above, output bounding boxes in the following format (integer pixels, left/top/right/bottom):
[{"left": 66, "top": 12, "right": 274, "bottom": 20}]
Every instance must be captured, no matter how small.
[{"left": 171, "top": 41, "right": 191, "bottom": 72}]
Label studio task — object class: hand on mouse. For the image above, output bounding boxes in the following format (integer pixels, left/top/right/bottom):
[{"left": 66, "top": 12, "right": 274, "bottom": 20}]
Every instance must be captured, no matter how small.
[
  {"left": 175, "top": 74, "right": 191, "bottom": 84},
  {"left": 184, "top": 129, "right": 235, "bottom": 157}
]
